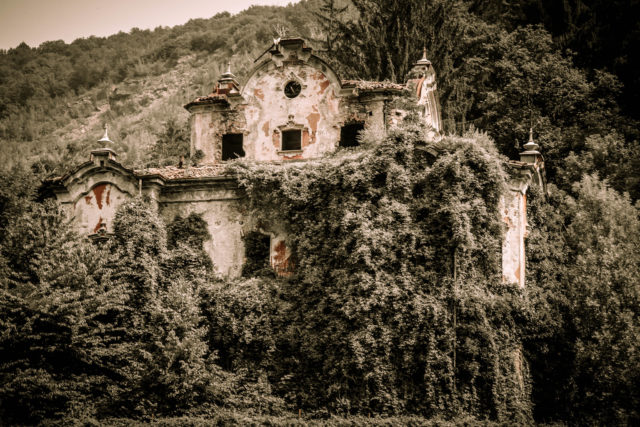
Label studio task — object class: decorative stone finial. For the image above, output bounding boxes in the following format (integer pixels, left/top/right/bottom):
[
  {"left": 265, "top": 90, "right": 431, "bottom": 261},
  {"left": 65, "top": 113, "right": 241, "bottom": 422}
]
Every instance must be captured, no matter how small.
[
  {"left": 91, "top": 125, "right": 117, "bottom": 162},
  {"left": 215, "top": 59, "right": 240, "bottom": 94},
  {"left": 219, "top": 60, "right": 235, "bottom": 79},
  {"left": 522, "top": 127, "right": 539, "bottom": 152},
  {"left": 98, "top": 124, "right": 113, "bottom": 145},
  {"left": 520, "top": 127, "right": 541, "bottom": 164},
  {"left": 416, "top": 45, "right": 431, "bottom": 66}
]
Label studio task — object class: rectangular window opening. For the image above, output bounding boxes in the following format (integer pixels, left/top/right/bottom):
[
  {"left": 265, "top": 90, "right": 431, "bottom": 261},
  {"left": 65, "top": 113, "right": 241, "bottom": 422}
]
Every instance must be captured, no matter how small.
[
  {"left": 339, "top": 123, "right": 364, "bottom": 148},
  {"left": 242, "top": 231, "right": 271, "bottom": 276},
  {"left": 281, "top": 129, "right": 302, "bottom": 151},
  {"left": 222, "top": 133, "right": 245, "bottom": 161}
]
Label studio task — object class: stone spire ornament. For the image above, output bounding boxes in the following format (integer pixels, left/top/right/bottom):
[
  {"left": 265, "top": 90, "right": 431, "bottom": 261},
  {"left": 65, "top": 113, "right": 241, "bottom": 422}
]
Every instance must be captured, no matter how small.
[
  {"left": 215, "top": 60, "right": 240, "bottom": 94},
  {"left": 416, "top": 45, "right": 431, "bottom": 65},
  {"left": 98, "top": 124, "right": 113, "bottom": 145},
  {"left": 520, "top": 128, "right": 541, "bottom": 164},
  {"left": 91, "top": 125, "right": 117, "bottom": 163}
]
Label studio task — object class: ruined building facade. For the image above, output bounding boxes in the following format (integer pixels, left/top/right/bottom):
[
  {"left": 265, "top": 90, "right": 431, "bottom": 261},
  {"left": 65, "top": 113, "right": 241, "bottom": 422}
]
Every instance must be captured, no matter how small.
[{"left": 50, "top": 39, "right": 543, "bottom": 286}]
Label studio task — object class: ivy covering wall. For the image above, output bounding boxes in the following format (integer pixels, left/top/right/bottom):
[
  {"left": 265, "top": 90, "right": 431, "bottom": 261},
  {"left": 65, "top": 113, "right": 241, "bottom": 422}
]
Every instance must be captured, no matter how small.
[{"left": 219, "top": 124, "right": 532, "bottom": 421}]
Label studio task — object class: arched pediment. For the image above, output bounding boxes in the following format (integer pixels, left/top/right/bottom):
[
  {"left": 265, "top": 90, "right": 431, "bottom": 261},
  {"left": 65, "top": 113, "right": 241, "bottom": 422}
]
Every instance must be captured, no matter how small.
[
  {"left": 61, "top": 157, "right": 135, "bottom": 189},
  {"left": 53, "top": 151, "right": 142, "bottom": 207},
  {"left": 240, "top": 39, "right": 341, "bottom": 96}
]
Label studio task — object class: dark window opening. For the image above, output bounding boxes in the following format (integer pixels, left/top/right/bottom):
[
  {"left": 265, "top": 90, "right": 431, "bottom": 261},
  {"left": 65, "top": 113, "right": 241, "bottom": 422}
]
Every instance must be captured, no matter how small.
[
  {"left": 222, "top": 133, "right": 245, "bottom": 160},
  {"left": 242, "top": 231, "right": 271, "bottom": 277},
  {"left": 339, "top": 123, "right": 364, "bottom": 147},
  {"left": 282, "top": 129, "right": 302, "bottom": 151}
]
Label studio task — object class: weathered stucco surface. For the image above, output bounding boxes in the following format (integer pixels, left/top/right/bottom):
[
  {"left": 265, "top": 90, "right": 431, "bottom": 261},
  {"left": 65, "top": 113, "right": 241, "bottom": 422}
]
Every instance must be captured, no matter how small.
[
  {"left": 501, "top": 187, "right": 527, "bottom": 288},
  {"left": 158, "top": 181, "right": 245, "bottom": 277}
]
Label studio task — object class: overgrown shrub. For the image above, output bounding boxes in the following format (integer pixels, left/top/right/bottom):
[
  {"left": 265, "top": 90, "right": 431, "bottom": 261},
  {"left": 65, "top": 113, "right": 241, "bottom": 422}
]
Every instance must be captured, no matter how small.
[
  {"left": 225, "top": 125, "right": 531, "bottom": 421},
  {"left": 525, "top": 177, "right": 640, "bottom": 425}
]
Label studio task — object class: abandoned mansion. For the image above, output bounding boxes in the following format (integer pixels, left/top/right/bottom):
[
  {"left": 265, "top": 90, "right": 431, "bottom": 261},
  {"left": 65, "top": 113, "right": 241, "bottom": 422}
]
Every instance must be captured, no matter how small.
[{"left": 48, "top": 38, "right": 544, "bottom": 286}]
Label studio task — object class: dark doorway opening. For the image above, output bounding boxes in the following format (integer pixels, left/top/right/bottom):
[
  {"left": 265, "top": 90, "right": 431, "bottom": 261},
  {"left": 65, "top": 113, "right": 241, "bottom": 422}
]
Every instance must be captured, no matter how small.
[
  {"left": 339, "top": 123, "right": 364, "bottom": 147},
  {"left": 242, "top": 231, "right": 271, "bottom": 276},
  {"left": 222, "top": 133, "right": 245, "bottom": 160}
]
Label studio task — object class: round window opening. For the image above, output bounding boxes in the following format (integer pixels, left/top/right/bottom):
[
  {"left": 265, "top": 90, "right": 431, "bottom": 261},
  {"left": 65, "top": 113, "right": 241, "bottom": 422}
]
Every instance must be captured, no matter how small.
[{"left": 284, "top": 80, "right": 302, "bottom": 98}]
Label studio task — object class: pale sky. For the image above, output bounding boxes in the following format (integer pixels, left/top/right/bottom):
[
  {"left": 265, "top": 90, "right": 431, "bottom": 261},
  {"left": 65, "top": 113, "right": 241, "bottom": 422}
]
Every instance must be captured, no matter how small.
[{"left": 0, "top": 0, "right": 296, "bottom": 49}]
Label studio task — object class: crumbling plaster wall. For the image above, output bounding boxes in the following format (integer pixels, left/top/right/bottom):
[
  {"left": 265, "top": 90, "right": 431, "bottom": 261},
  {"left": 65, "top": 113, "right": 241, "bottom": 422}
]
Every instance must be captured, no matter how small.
[
  {"left": 242, "top": 61, "right": 342, "bottom": 161},
  {"left": 501, "top": 184, "right": 528, "bottom": 288},
  {"left": 73, "top": 183, "right": 129, "bottom": 235},
  {"left": 190, "top": 46, "right": 401, "bottom": 164},
  {"left": 190, "top": 105, "right": 247, "bottom": 164},
  {"left": 339, "top": 95, "right": 386, "bottom": 133},
  {"left": 157, "top": 181, "right": 247, "bottom": 277}
]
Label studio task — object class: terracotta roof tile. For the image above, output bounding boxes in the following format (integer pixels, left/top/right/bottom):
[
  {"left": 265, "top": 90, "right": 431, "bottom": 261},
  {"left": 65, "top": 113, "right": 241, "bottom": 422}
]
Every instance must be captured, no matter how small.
[
  {"left": 341, "top": 80, "right": 406, "bottom": 91},
  {"left": 184, "top": 94, "right": 230, "bottom": 109},
  {"left": 134, "top": 165, "right": 228, "bottom": 180}
]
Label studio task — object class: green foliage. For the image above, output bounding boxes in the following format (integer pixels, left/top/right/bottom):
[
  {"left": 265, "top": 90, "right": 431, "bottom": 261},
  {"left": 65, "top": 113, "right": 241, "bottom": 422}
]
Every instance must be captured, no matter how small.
[
  {"left": 201, "top": 277, "right": 283, "bottom": 373},
  {"left": 148, "top": 118, "right": 190, "bottom": 167},
  {"left": 525, "top": 178, "right": 640, "bottom": 424},
  {"left": 467, "top": 0, "right": 640, "bottom": 120},
  {"left": 1, "top": 1, "right": 639, "bottom": 424},
  {"left": 0, "top": 196, "right": 117, "bottom": 423},
  {"left": 324, "top": 1, "right": 639, "bottom": 198},
  {"left": 242, "top": 231, "right": 273, "bottom": 277},
  {"left": 227, "top": 125, "right": 530, "bottom": 421},
  {"left": 165, "top": 212, "right": 214, "bottom": 281},
  {"left": 561, "top": 132, "right": 640, "bottom": 201},
  {"left": 167, "top": 212, "right": 210, "bottom": 249},
  {"left": 0, "top": 197, "right": 284, "bottom": 423}
]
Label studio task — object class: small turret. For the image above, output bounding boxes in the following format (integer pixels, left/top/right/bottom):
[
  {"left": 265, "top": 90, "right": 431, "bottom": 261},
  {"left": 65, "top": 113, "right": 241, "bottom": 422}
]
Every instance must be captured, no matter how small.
[
  {"left": 408, "top": 46, "right": 433, "bottom": 79},
  {"left": 91, "top": 125, "right": 117, "bottom": 165},
  {"left": 213, "top": 61, "right": 240, "bottom": 95},
  {"left": 406, "top": 46, "right": 442, "bottom": 135},
  {"left": 520, "top": 128, "right": 542, "bottom": 164}
]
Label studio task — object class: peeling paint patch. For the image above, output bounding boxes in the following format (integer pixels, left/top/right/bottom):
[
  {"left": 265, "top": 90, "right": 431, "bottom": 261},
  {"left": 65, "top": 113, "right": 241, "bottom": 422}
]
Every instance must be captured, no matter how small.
[
  {"left": 94, "top": 216, "right": 103, "bottom": 233},
  {"left": 93, "top": 184, "right": 107, "bottom": 210},
  {"left": 272, "top": 240, "right": 293, "bottom": 275},
  {"left": 503, "top": 211, "right": 513, "bottom": 226},
  {"left": 515, "top": 265, "right": 520, "bottom": 281},
  {"left": 254, "top": 88, "right": 264, "bottom": 101},
  {"left": 317, "top": 79, "right": 330, "bottom": 94},
  {"left": 85, "top": 195, "right": 92, "bottom": 204},
  {"left": 262, "top": 121, "right": 270, "bottom": 137},
  {"left": 416, "top": 76, "right": 425, "bottom": 97},
  {"left": 106, "top": 186, "right": 111, "bottom": 206},
  {"left": 302, "top": 129, "right": 311, "bottom": 147},
  {"left": 306, "top": 112, "right": 320, "bottom": 134},
  {"left": 272, "top": 130, "right": 280, "bottom": 149}
]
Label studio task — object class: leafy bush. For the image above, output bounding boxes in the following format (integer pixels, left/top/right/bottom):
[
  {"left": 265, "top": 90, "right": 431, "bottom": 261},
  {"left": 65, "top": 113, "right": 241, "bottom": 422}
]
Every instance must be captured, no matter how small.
[{"left": 227, "top": 125, "right": 531, "bottom": 421}]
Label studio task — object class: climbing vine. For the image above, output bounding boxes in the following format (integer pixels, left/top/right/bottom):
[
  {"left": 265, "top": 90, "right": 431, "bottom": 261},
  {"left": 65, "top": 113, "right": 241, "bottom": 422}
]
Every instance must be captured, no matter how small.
[{"left": 225, "top": 124, "right": 532, "bottom": 421}]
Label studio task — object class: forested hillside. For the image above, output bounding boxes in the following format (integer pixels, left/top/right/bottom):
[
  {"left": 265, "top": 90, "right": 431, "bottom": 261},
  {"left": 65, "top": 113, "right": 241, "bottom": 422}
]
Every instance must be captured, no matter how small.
[
  {"left": 0, "top": 1, "right": 323, "bottom": 173},
  {"left": 1, "top": 0, "right": 639, "bottom": 425}
]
